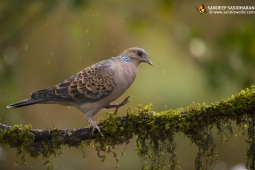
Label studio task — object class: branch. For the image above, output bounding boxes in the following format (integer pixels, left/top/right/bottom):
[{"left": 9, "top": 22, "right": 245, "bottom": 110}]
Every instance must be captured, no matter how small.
[
  {"left": 1, "top": 86, "right": 255, "bottom": 170},
  {"left": 0, "top": 123, "right": 95, "bottom": 145}
]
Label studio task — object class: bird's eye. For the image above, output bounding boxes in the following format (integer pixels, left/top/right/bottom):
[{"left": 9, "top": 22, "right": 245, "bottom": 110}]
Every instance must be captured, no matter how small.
[{"left": 137, "top": 50, "right": 143, "bottom": 57}]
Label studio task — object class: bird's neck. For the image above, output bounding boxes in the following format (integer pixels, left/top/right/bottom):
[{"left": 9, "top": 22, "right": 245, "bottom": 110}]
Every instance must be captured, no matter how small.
[
  {"left": 120, "top": 55, "right": 131, "bottom": 64},
  {"left": 119, "top": 55, "right": 140, "bottom": 66}
]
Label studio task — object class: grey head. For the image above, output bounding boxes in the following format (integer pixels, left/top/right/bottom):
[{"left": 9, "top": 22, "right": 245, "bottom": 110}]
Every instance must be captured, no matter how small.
[{"left": 121, "top": 47, "right": 153, "bottom": 66}]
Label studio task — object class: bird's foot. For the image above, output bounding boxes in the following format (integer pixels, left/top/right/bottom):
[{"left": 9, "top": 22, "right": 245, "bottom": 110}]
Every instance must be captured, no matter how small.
[
  {"left": 114, "top": 96, "right": 131, "bottom": 114},
  {"left": 91, "top": 125, "right": 103, "bottom": 137},
  {"left": 88, "top": 118, "right": 104, "bottom": 136},
  {"left": 104, "top": 96, "right": 132, "bottom": 114}
]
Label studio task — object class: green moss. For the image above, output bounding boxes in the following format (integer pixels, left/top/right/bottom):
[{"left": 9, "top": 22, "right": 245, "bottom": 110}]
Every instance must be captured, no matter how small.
[
  {"left": 0, "top": 125, "right": 63, "bottom": 170},
  {"left": 1, "top": 86, "right": 255, "bottom": 169},
  {"left": 93, "top": 86, "right": 255, "bottom": 169}
]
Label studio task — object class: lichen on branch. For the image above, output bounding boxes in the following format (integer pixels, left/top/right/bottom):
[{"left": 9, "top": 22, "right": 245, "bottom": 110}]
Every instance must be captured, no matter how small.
[{"left": 1, "top": 85, "right": 255, "bottom": 170}]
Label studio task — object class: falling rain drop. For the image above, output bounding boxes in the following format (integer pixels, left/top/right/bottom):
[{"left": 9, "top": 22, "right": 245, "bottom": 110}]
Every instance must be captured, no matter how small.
[
  {"left": 173, "top": 3, "right": 175, "bottom": 6},
  {"left": 48, "top": 61, "right": 50, "bottom": 64},
  {"left": 78, "top": 21, "right": 80, "bottom": 23},
  {"left": 88, "top": 42, "right": 90, "bottom": 45},
  {"left": 86, "top": 29, "right": 89, "bottom": 33},
  {"left": 51, "top": 52, "right": 53, "bottom": 56},
  {"left": 79, "top": 58, "right": 81, "bottom": 60},
  {"left": 57, "top": 70, "right": 58, "bottom": 72},
  {"left": 25, "top": 45, "right": 28, "bottom": 51},
  {"left": 84, "top": 13, "right": 86, "bottom": 16},
  {"left": 47, "top": 23, "right": 49, "bottom": 26}
]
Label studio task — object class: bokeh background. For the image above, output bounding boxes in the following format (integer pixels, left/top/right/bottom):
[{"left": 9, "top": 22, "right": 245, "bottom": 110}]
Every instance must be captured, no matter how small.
[{"left": 1, "top": 0, "right": 255, "bottom": 169}]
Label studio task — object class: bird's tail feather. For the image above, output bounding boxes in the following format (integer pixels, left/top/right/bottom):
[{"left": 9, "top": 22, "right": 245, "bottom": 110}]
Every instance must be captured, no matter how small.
[{"left": 7, "top": 99, "right": 46, "bottom": 108}]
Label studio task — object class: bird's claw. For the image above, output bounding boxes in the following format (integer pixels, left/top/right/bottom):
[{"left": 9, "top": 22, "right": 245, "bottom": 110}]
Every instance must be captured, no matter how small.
[
  {"left": 114, "top": 96, "right": 131, "bottom": 114},
  {"left": 88, "top": 118, "right": 104, "bottom": 136},
  {"left": 91, "top": 125, "right": 104, "bottom": 136}
]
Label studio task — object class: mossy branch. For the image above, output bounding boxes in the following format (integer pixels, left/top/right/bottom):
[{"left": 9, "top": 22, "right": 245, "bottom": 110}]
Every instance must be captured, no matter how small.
[{"left": 1, "top": 86, "right": 255, "bottom": 170}]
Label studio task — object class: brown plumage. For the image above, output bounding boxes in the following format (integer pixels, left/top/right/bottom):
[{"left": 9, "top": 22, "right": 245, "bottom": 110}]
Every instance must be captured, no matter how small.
[{"left": 7, "top": 47, "right": 153, "bottom": 136}]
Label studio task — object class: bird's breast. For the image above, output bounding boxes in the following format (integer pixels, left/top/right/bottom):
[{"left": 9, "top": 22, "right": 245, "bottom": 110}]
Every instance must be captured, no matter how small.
[
  {"left": 116, "top": 63, "right": 137, "bottom": 91},
  {"left": 102, "top": 62, "right": 137, "bottom": 104}
]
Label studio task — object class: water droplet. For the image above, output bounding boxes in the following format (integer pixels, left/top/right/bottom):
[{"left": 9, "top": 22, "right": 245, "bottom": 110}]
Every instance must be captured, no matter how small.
[
  {"left": 173, "top": 3, "right": 175, "bottom": 6},
  {"left": 57, "top": 70, "right": 58, "bottom": 72},
  {"left": 48, "top": 61, "right": 50, "bottom": 64},
  {"left": 51, "top": 52, "right": 53, "bottom": 56},
  {"left": 67, "top": 106, "right": 71, "bottom": 109},
  {"left": 162, "top": 70, "right": 165, "bottom": 74},
  {"left": 25, "top": 45, "right": 28, "bottom": 51},
  {"left": 47, "top": 23, "right": 49, "bottom": 26},
  {"left": 84, "top": 13, "right": 86, "bottom": 16},
  {"left": 87, "top": 42, "right": 90, "bottom": 45},
  {"left": 93, "top": 14, "right": 95, "bottom": 16},
  {"left": 71, "top": 42, "right": 73, "bottom": 44},
  {"left": 79, "top": 58, "right": 81, "bottom": 60},
  {"left": 86, "top": 29, "right": 89, "bottom": 33},
  {"left": 103, "top": 37, "right": 106, "bottom": 40}
]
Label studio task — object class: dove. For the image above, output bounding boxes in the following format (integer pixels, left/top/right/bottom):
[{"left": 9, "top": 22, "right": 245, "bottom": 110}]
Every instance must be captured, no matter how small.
[{"left": 7, "top": 47, "right": 153, "bottom": 136}]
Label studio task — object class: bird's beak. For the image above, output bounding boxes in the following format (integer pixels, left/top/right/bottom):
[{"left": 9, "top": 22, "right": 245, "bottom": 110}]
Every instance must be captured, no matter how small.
[{"left": 144, "top": 58, "right": 153, "bottom": 66}]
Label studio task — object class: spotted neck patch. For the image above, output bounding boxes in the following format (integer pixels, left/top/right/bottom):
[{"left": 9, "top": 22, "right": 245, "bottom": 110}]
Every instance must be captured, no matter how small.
[{"left": 120, "top": 55, "right": 131, "bottom": 64}]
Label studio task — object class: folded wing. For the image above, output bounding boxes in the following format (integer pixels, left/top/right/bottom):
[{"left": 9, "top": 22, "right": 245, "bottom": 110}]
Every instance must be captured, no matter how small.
[{"left": 31, "top": 60, "right": 117, "bottom": 103}]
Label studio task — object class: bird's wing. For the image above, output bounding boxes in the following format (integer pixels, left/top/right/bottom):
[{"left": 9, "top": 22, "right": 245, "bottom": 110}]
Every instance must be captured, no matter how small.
[{"left": 31, "top": 60, "right": 117, "bottom": 103}]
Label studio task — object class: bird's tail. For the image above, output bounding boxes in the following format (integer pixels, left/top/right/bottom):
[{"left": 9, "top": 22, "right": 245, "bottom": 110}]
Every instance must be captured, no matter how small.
[{"left": 7, "top": 99, "right": 46, "bottom": 108}]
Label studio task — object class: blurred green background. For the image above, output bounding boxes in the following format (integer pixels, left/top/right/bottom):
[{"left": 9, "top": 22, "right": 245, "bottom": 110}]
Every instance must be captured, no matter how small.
[{"left": 1, "top": 0, "right": 255, "bottom": 169}]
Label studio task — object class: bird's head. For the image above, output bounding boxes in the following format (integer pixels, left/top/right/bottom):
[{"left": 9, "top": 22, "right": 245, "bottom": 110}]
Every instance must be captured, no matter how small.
[{"left": 122, "top": 47, "right": 153, "bottom": 66}]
